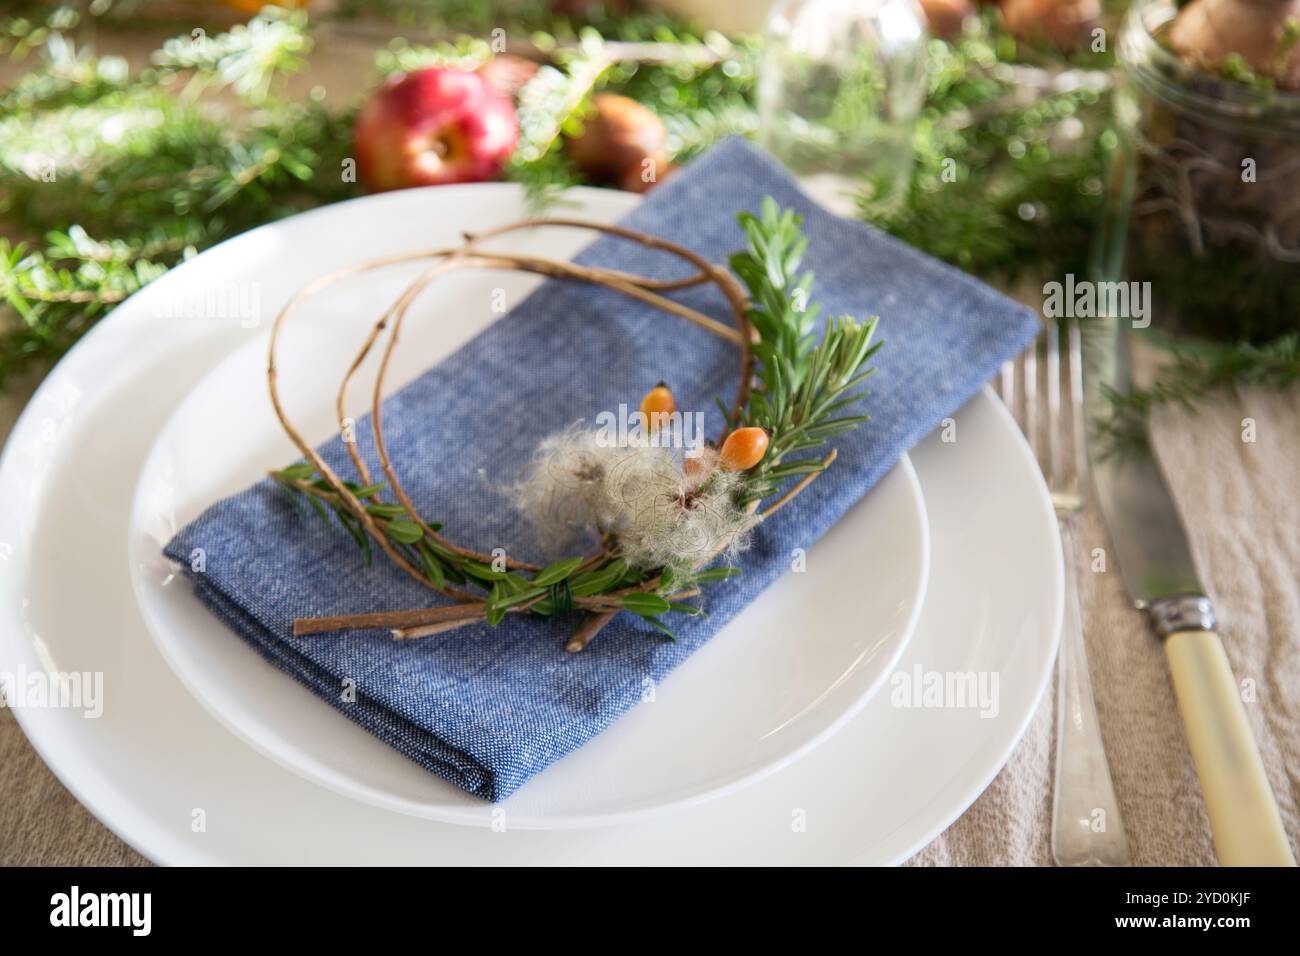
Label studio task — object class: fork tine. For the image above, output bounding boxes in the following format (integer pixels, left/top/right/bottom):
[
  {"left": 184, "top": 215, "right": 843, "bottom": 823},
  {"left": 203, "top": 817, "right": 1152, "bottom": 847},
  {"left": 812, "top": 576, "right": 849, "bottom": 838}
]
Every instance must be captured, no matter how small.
[
  {"left": 1046, "top": 321, "right": 1062, "bottom": 485},
  {"left": 1023, "top": 338, "right": 1039, "bottom": 468},
  {"left": 1068, "top": 318, "right": 1086, "bottom": 487},
  {"left": 1000, "top": 324, "right": 1083, "bottom": 499},
  {"left": 1000, "top": 357, "right": 1017, "bottom": 421}
]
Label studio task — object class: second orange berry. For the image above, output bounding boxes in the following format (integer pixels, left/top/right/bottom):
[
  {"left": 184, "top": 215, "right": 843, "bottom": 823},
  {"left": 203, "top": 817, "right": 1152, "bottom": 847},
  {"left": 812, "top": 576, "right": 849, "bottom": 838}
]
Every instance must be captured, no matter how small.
[
  {"left": 639, "top": 382, "right": 675, "bottom": 429},
  {"left": 719, "top": 427, "right": 770, "bottom": 471}
]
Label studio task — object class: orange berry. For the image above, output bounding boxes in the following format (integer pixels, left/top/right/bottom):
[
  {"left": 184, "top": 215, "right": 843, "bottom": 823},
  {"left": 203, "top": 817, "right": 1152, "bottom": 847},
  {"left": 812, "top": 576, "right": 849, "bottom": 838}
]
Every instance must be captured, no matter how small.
[
  {"left": 719, "top": 427, "right": 769, "bottom": 471},
  {"left": 639, "top": 382, "right": 675, "bottom": 430}
]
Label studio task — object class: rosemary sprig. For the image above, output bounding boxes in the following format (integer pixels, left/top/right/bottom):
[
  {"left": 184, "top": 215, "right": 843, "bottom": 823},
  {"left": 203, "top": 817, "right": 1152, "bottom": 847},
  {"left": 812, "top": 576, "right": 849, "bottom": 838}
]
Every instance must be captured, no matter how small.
[
  {"left": 726, "top": 198, "right": 882, "bottom": 506},
  {"left": 272, "top": 463, "right": 405, "bottom": 569},
  {"left": 274, "top": 454, "right": 707, "bottom": 639}
]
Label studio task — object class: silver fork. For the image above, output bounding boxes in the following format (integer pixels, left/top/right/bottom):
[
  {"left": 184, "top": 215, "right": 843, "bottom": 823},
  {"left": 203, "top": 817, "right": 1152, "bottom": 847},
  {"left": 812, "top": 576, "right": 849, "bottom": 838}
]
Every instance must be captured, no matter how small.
[{"left": 1000, "top": 320, "right": 1130, "bottom": 867}]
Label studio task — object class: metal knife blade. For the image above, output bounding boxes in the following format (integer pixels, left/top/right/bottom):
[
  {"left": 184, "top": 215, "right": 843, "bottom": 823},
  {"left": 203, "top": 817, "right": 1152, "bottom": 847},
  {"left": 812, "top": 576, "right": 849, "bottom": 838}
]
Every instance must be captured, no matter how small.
[{"left": 1088, "top": 317, "right": 1206, "bottom": 610}]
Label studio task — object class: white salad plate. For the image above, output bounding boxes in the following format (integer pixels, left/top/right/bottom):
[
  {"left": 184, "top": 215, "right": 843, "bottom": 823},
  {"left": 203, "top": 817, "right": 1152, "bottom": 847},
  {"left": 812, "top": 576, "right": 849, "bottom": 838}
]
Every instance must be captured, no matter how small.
[
  {"left": 126, "top": 250, "right": 929, "bottom": 828},
  {"left": 0, "top": 184, "right": 1062, "bottom": 864}
]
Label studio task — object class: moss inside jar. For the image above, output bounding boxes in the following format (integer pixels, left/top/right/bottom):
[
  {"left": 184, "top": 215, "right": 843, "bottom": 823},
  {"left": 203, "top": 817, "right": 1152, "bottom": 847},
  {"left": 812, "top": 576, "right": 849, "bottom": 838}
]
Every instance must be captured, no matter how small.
[{"left": 1103, "top": 0, "right": 1300, "bottom": 343}]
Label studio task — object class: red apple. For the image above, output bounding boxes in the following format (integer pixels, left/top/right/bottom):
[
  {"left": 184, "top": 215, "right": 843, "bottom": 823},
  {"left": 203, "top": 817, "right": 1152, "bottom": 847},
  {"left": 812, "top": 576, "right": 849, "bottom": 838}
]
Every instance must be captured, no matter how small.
[{"left": 354, "top": 68, "right": 519, "bottom": 192}]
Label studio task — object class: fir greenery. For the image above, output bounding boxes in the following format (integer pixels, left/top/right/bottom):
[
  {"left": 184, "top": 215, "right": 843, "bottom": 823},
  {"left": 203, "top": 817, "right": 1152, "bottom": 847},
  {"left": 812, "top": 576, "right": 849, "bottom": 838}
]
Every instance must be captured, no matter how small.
[
  {"left": 2, "top": 2, "right": 1296, "bottom": 421},
  {"left": 1094, "top": 332, "right": 1300, "bottom": 452},
  {"left": 1, "top": 4, "right": 357, "bottom": 387}
]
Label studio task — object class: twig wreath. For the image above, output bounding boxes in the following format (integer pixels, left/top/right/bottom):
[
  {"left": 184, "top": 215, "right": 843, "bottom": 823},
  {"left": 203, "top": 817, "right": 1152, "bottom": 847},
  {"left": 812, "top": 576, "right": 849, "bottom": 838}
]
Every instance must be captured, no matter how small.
[{"left": 268, "top": 198, "right": 881, "bottom": 652}]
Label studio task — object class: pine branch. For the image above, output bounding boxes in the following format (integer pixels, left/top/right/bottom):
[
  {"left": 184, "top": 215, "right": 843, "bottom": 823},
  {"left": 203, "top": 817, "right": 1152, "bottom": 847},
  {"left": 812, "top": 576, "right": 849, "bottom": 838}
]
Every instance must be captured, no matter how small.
[
  {"left": 152, "top": 6, "right": 312, "bottom": 104},
  {"left": 1095, "top": 334, "right": 1300, "bottom": 453},
  {"left": 0, "top": 9, "right": 360, "bottom": 389}
]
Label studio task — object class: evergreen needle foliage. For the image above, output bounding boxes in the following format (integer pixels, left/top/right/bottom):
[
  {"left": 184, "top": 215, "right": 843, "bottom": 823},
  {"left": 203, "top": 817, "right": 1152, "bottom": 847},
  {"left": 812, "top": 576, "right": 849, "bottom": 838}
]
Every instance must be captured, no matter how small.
[
  {"left": 1094, "top": 333, "right": 1300, "bottom": 452},
  {"left": 0, "top": 4, "right": 358, "bottom": 389},
  {"left": 2, "top": 3, "right": 1294, "bottom": 422}
]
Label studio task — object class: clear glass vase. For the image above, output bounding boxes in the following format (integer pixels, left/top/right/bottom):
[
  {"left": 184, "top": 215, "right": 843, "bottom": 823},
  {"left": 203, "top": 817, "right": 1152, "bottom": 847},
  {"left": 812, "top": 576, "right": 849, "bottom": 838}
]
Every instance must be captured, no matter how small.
[{"left": 758, "top": 0, "right": 927, "bottom": 217}]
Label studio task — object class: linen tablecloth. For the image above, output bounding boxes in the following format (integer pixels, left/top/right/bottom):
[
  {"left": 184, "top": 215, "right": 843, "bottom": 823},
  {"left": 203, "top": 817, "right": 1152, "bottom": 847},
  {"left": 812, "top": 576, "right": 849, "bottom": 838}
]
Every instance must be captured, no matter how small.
[{"left": 908, "top": 375, "right": 1300, "bottom": 865}]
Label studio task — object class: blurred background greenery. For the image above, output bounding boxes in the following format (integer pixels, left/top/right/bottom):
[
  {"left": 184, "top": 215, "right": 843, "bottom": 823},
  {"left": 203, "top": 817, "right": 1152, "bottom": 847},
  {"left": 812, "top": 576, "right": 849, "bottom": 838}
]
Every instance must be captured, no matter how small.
[
  {"left": 0, "top": 1, "right": 1116, "bottom": 389},
  {"left": 3, "top": 0, "right": 1292, "bottom": 424}
]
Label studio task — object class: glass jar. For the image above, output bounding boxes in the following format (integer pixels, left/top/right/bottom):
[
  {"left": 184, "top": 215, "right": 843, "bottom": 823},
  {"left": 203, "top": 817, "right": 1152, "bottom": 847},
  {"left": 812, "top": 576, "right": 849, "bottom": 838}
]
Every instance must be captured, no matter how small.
[
  {"left": 1100, "top": 0, "right": 1300, "bottom": 343},
  {"left": 758, "top": 0, "right": 927, "bottom": 217}
]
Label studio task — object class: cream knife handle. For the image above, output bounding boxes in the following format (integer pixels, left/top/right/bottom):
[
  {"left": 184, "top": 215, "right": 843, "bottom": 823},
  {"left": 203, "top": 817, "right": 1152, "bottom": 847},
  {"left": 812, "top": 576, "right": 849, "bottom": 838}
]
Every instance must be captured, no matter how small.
[{"left": 1164, "top": 629, "right": 1296, "bottom": 866}]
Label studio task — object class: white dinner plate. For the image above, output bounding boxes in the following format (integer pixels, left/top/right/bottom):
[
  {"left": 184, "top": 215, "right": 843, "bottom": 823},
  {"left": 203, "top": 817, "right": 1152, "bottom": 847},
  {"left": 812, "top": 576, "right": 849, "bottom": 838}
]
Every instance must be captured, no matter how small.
[
  {"left": 0, "top": 185, "right": 1061, "bottom": 864},
  {"left": 126, "top": 247, "right": 929, "bottom": 828}
]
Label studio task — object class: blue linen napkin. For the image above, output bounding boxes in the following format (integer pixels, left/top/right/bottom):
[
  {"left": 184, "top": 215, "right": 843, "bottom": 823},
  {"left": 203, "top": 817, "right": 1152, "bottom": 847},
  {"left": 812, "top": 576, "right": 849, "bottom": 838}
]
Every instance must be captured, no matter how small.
[{"left": 164, "top": 137, "right": 1039, "bottom": 802}]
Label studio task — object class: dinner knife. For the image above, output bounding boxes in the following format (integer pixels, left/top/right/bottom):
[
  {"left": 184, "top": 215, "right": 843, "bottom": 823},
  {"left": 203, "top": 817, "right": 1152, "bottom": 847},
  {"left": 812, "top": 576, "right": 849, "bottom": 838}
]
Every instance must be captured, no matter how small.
[{"left": 1089, "top": 318, "right": 1295, "bottom": 866}]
